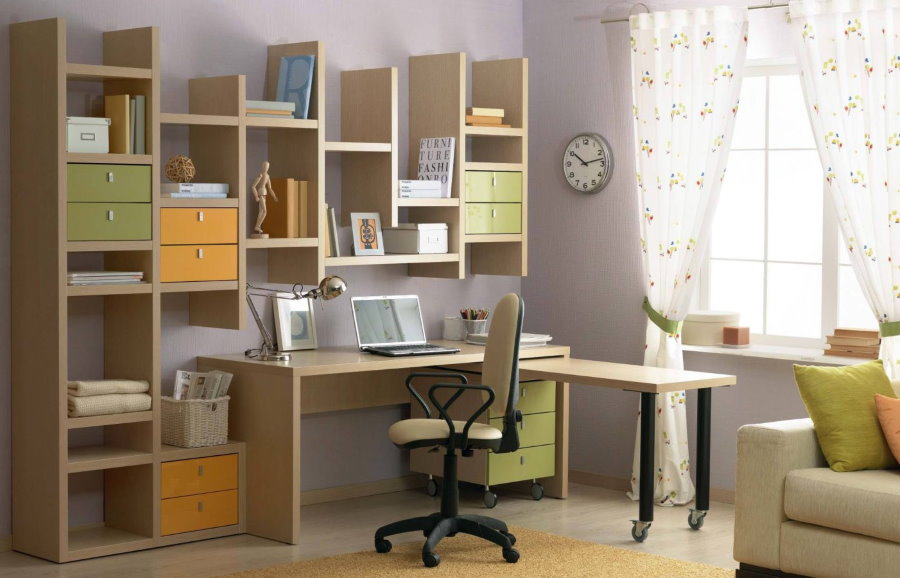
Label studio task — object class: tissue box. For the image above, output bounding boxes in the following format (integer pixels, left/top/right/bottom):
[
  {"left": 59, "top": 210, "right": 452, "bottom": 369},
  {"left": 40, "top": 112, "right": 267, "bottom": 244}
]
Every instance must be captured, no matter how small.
[
  {"left": 383, "top": 223, "right": 448, "bottom": 254},
  {"left": 66, "top": 116, "right": 110, "bottom": 153},
  {"left": 682, "top": 311, "right": 739, "bottom": 345}
]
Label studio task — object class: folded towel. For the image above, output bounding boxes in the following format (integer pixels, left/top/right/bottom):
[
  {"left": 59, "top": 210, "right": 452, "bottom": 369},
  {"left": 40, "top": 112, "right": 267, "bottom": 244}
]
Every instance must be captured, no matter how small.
[
  {"left": 67, "top": 379, "right": 150, "bottom": 397},
  {"left": 67, "top": 393, "right": 152, "bottom": 418}
]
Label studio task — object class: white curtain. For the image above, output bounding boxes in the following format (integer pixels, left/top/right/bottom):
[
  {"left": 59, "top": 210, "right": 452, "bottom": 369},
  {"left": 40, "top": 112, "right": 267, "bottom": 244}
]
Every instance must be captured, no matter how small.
[
  {"left": 790, "top": 0, "right": 900, "bottom": 377},
  {"left": 628, "top": 6, "right": 748, "bottom": 504}
]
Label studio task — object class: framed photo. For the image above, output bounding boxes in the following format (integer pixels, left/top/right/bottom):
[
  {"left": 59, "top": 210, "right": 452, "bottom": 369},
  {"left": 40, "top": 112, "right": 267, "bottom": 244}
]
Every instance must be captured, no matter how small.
[
  {"left": 273, "top": 294, "right": 318, "bottom": 351},
  {"left": 350, "top": 212, "right": 384, "bottom": 256}
]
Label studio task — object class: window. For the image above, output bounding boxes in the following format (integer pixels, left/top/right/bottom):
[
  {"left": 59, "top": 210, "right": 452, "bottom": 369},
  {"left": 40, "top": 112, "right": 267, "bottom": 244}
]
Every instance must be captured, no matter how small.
[{"left": 700, "top": 61, "right": 875, "bottom": 347}]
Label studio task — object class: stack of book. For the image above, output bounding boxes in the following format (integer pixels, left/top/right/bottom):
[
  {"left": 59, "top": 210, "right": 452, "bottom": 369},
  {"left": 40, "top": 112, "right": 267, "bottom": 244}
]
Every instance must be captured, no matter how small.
[
  {"left": 246, "top": 99, "right": 296, "bottom": 118},
  {"left": 399, "top": 179, "right": 442, "bottom": 199},
  {"left": 67, "top": 271, "right": 144, "bottom": 286},
  {"left": 466, "top": 106, "right": 510, "bottom": 128},
  {"left": 104, "top": 93, "right": 146, "bottom": 154},
  {"left": 161, "top": 182, "right": 229, "bottom": 198},
  {"left": 824, "top": 328, "right": 881, "bottom": 359}
]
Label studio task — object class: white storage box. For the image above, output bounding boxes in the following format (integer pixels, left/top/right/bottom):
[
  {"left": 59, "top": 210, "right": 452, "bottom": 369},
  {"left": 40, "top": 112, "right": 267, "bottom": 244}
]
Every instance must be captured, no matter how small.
[
  {"left": 383, "top": 223, "right": 448, "bottom": 254},
  {"left": 66, "top": 116, "right": 110, "bottom": 153},
  {"left": 682, "top": 311, "right": 740, "bottom": 345}
]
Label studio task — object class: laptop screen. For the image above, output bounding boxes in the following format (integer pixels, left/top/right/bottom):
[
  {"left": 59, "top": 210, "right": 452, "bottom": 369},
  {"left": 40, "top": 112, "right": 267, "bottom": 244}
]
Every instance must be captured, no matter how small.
[{"left": 352, "top": 295, "right": 427, "bottom": 348}]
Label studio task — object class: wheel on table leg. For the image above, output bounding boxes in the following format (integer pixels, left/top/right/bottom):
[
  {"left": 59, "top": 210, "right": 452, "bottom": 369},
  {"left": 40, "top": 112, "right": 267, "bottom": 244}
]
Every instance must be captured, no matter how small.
[
  {"left": 530, "top": 482, "right": 544, "bottom": 501},
  {"left": 503, "top": 547, "right": 520, "bottom": 563},
  {"left": 688, "top": 509, "right": 707, "bottom": 530},
  {"left": 483, "top": 490, "right": 498, "bottom": 509},
  {"left": 426, "top": 478, "right": 439, "bottom": 497},
  {"left": 631, "top": 521, "right": 650, "bottom": 543},
  {"left": 375, "top": 538, "right": 392, "bottom": 553},
  {"left": 423, "top": 552, "right": 440, "bottom": 567}
]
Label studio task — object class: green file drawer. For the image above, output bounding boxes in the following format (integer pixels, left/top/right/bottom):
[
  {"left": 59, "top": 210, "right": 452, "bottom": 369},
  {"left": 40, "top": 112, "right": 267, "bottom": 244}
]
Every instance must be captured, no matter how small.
[
  {"left": 489, "top": 411, "right": 555, "bottom": 448},
  {"left": 487, "top": 444, "right": 555, "bottom": 486},
  {"left": 68, "top": 163, "right": 151, "bottom": 203},
  {"left": 466, "top": 203, "right": 521, "bottom": 234},
  {"left": 465, "top": 171, "right": 522, "bottom": 203},
  {"left": 67, "top": 202, "right": 151, "bottom": 241},
  {"left": 490, "top": 380, "right": 556, "bottom": 418}
]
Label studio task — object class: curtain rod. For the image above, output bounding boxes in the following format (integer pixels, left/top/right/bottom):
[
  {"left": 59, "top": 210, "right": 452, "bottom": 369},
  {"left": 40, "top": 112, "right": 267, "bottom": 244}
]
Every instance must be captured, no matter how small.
[{"left": 576, "top": 3, "right": 789, "bottom": 24}]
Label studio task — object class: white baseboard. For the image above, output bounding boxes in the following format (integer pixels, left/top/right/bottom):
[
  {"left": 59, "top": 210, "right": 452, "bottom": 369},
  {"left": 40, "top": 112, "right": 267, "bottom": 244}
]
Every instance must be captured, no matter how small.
[
  {"left": 569, "top": 470, "right": 735, "bottom": 505},
  {"left": 0, "top": 534, "right": 10, "bottom": 553},
  {"left": 301, "top": 474, "right": 427, "bottom": 506}
]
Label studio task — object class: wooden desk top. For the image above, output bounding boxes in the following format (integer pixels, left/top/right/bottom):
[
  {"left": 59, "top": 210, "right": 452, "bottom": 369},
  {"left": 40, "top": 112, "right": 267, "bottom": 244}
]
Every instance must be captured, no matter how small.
[{"left": 519, "top": 357, "right": 735, "bottom": 394}]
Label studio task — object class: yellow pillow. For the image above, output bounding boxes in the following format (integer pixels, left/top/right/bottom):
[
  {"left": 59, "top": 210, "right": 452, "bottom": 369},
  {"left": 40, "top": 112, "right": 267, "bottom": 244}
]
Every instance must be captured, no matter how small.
[{"left": 793, "top": 360, "right": 897, "bottom": 471}]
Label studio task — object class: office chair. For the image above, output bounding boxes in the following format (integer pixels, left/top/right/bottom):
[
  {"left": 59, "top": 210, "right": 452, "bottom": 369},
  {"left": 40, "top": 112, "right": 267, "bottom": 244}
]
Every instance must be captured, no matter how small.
[{"left": 374, "top": 293, "right": 524, "bottom": 568}]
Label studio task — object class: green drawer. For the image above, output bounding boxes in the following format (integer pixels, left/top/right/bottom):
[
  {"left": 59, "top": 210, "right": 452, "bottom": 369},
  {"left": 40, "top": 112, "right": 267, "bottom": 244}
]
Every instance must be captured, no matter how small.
[
  {"left": 490, "top": 380, "right": 555, "bottom": 418},
  {"left": 465, "top": 203, "right": 521, "bottom": 234},
  {"left": 487, "top": 444, "right": 555, "bottom": 486},
  {"left": 67, "top": 203, "right": 151, "bottom": 241},
  {"left": 490, "top": 411, "right": 555, "bottom": 448},
  {"left": 465, "top": 171, "right": 522, "bottom": 203},
  {"left": 68, "top": 164, "right": 151, "bottom": 203}
]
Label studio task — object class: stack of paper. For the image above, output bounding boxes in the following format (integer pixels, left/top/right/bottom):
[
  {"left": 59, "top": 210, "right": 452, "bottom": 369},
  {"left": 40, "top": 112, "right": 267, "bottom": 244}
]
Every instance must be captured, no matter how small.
[
  {"left": 67, "top": 271, "right": 144, "bottom": 285},
  {"left": 465, "top": 333, "right": 552, "bottom": 348}
]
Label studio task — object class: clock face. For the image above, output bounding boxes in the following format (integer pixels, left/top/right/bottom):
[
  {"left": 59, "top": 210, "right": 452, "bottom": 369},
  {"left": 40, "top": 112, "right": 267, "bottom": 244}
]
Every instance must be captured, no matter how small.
[{"left": 563, "top": 133, "right": 613, "bottom": 193}]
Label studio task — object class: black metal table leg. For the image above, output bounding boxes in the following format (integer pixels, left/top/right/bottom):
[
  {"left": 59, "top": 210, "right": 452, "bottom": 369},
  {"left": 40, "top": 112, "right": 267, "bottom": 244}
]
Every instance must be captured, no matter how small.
[
  {"left": 632, "top": 391, "right": 656, "bottom": 542},
  {"left": 689, "top": 387, "right": 711, "bottom": 530}
]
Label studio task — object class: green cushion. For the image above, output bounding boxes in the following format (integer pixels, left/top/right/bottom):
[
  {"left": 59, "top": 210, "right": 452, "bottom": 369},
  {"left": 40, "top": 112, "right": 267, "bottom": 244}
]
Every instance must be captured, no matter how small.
[{"left": 793, "top": 360, "right": 897, "bottom": 471}]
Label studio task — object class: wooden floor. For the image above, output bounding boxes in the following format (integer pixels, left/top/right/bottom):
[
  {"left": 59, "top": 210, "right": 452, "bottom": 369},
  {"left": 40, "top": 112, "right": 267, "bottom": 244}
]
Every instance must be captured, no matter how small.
[{"left": 0, "top": 483, "right": 736, "bottom": 577}]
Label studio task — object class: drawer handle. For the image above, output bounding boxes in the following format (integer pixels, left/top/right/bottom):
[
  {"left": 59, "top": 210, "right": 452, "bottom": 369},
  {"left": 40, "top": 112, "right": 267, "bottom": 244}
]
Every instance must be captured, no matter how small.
[
  {"left": 197, "top": 501, "right": 204, "bottom": 513},
  {"left": 520, "top": 456, "right": 525, "bottom": 466},
  {"left": 492, "top": 174, "right": 497, "bottom": 188},
  {"left": 107, "top": 210, "right": 114, "bottom": 221},
  {"left": 107, "top": 171, "right": 114, "bottom": 183},
  {"left": 198, "top": 211, "right": 204, "bottom": 222},
  {"left": 198, "top": 464, "right": 204, "bottom": 476},
  {"left": 521, "top": 387, "right": 526, "bottom": 398},
  {"left": 520, "top": 416, "right": 525, "bottom": 430},
  {"left": 197, "top": 248, "right": 204, "bottom": 259},
  {"left": 492, "top": 209, "right": 497, "bottom": 218}
]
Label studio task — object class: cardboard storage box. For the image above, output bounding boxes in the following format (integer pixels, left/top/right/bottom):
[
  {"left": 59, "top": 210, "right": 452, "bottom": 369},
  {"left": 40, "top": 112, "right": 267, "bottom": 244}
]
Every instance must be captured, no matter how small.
[
  {"left": 383, "top": 223, "right": 448, "bottom": 254},
  {"left": 66, "top": 116, "right": 110, "bottom": 153},
  {"left": 682, "top": 311, "right": 739, "bottom": 345}
]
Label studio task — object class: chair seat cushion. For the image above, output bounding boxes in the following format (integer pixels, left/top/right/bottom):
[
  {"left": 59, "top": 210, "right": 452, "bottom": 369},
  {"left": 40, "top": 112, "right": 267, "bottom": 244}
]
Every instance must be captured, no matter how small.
[
  {"left": 785, "top": 467, "right": 900, "bottom": 544},
  {"left": 389, "top": 418, "right": 502, "bottom": 448}
]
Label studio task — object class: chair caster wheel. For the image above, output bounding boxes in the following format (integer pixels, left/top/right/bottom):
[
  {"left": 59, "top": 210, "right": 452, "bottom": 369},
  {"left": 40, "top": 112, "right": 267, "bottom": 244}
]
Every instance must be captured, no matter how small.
[
  {"left": 375, "top": 538, "right": 392, "bottom": 553},
  {"left": 483, "top": 490, "right": 498, "bottom": 508},
  {"left": 631, "top": 520, "right": 651, "bottom": 542},
  {"left": 423, "top": 552, "right": 440, "bottom": 567},
  {"left": 503, "top": 547, "right": 520, "bottom": 563},
  {"left": 502, "top": 531, "right": 516, "bottom": 546},
  {"left": 426, "top": 478, "right": 439, "bottom": 497},
  {"left": 531, "top": 482, "right": 544, "bottom": 500},
  {"left": 688, "top": 509, "right": 707, "bottom": 530}
]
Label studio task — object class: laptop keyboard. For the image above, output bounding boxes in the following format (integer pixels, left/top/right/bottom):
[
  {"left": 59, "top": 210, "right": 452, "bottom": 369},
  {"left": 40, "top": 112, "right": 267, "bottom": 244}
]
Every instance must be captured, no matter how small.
[{"left": 377, "top": 343, "right": 443, "bottom": 352}]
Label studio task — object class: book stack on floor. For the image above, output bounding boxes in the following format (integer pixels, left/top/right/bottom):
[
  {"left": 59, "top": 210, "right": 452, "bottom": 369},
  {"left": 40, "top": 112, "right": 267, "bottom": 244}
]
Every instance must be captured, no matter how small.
[
  {"left": 824, "top": 328, "right": 881, "bottom": 359},
  {"left": 67, "top": 379, "right": 151, "bottom": 418},
  {"left": 246, "top": 99, "right": 296, "bottom": 118},
  {"left": 465, "top": 106, "right": 510, "bottom": 128},
  {"left": 161, "top": 182, "right": 229, "bottom": 198},
  {"left": 267, "top": 177, "right": 310, "bottom": 237},
  {"left": 67, "top": 271, "right": 144, "bottom": 285},
  {"left": 399, "top": 179, "right": 442, "bottom": 199},
  {"left": 104, "top": 93, "right": 146, "bottom": 154}
]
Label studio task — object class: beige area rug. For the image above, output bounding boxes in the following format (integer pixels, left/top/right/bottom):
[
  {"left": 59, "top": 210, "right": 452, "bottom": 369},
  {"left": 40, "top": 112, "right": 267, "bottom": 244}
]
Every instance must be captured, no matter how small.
[{"left": 228, "top": 526, "right": 732, "bottom": 577}]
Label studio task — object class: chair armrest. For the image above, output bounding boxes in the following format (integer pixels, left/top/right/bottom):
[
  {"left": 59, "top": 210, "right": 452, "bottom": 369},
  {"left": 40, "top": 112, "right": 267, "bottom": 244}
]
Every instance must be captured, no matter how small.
[
  {"left": 428, "top": 383, "right": 494, "bottom": 451},
  {"left": 405, "top": 372, "right": 467, "bottom": 418},
  {"left": 733, "top": 418, "right": 827, "bottom": 571}
]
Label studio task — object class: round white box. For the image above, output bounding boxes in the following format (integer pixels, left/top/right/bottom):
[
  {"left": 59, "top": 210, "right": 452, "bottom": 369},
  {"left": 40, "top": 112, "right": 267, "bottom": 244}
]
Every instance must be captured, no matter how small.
[{"left": 682, "top": 311, "right": 739, "bottom": 345}]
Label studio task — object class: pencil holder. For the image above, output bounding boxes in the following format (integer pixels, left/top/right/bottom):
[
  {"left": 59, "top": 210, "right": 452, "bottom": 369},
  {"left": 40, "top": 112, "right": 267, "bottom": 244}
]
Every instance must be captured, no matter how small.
[
  {"left": 443, "top": 316, "right": 466, "bottom": 341},
  {"left": 464, "top": 319, "right": 487, "bottom": 337}
]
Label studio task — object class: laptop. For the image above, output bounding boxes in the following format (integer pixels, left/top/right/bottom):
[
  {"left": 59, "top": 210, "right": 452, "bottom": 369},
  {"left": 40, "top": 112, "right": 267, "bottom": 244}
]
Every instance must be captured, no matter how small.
[{"left": 351, "top": 295, "right": 460, "bottom": 357}]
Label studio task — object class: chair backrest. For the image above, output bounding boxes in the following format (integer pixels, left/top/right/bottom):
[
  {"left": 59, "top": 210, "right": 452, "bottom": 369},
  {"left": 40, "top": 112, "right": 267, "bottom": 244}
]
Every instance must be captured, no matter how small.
[{"left": 482, "top": 293, "right": 524, "bottom": 423}]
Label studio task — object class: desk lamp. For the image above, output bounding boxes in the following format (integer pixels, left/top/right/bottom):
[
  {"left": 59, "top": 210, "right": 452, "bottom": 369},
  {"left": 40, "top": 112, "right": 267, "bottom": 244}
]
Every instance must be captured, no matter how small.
[{"left": 245, "top": 275, "right": 347, "bottom": 361}]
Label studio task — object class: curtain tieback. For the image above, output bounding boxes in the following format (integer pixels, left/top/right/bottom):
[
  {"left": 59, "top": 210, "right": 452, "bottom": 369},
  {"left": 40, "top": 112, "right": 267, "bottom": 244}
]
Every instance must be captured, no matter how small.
[
  {"left": 879, "top": 321, "right": 900, "bottom": 338},
  {"left": 642, "top": 297, "right": 682, "bottom": 335}
]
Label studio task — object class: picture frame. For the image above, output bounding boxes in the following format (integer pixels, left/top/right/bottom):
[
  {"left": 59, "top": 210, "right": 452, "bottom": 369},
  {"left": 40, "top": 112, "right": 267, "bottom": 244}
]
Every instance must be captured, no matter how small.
[
  {"left": 350, "top": 212, "right": 385, "bottom": 256},
  {"left": 273, "top": 293, "right": 318, "bottom": 351}
]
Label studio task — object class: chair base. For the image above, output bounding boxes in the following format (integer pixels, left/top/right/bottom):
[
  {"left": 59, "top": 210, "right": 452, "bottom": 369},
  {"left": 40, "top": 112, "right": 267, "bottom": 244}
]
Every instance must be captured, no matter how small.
[{"left": 374, "top": 511, "right": 519, "bottom": 567}]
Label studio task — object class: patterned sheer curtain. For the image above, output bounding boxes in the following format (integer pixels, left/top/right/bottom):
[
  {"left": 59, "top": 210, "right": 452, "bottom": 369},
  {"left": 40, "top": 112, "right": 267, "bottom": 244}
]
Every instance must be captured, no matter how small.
[
  {"left": 790, "top": 0, "right": 900, "bottom": 377},
  {"left": 628, "top": 6, "right": 748, "bottom": 504}
]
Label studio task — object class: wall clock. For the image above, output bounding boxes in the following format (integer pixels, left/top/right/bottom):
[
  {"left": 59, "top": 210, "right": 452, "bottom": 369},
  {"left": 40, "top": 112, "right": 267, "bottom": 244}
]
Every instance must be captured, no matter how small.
[{"left": 563, "top": 133, "right": 613, "bottom": 193}]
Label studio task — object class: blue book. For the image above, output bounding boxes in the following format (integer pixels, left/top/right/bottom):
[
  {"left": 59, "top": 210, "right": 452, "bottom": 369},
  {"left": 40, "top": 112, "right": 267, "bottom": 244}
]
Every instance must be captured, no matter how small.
[{"left": 276, "top": 55, "right": 315, "bottom": 119}]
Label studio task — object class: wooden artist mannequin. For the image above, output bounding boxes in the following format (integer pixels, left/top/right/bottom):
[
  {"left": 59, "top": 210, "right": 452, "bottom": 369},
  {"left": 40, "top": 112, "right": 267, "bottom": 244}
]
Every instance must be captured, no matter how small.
[{"left": 251, "top": 160, "right": 278, "bottom": 238}]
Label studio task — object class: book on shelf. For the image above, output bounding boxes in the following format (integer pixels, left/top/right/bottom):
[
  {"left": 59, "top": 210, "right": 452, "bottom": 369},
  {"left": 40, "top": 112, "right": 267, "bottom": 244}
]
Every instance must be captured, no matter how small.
[
  {"left": 399, "top": 179, "right": 442, "bottom": 199},
  {"left": 826, "top": 334, "right": 881, "bottom": 347},
  {"left": 161, "top": 192, "right": 228, "bottom": 199},
  {"left": 417, "top": 137, "right": 455, "bottom": 198},
  {"left": 468, "top": 123, "right": 512, "bottom": 128},
  {"left": 268, "top": 178, "right": 299, "bottom": 238},
  {"left": 323, "top": 203, "right": 332, "bottom": 257},
  {"left": 328, "top": 206, "right": 340, "bottom": 257},
  {"left": 161, "top": 182, "right": 230, "bottom": 194},
  {"left": 276, "top": 54, "right": 316, "bottom": 119},
  {"left": 133, "top": 94, "right": 146, "bottom": 154},
  {"left": 173, "top": 369, "right": 232, "bottom": 401},
  {"left": 823, "top": 349, "right": 879, "bottom": 359},
  {"left": 68, "top": 278, "right": 145, "bottom": 286},
  {"left": 246, "top": 99, "right": 296, "bottom": 113},
  {"left": 465, "top": 114, "right": 503, "bottom": 124},
  {"left": 467, "top": 106, "right": 504, "bottom": 117},
  {"left": 826, "top": 344, "right": 880, "bottom": 354},
  {"left": 129, "top": 97, "right": 136, "bottom": 154},
  {"left": 247, "top": 112, "right": 298, "bottom": 118},
  {"left": 833, "top": 327, "right": 880, "bottom": 338},
  {"left": 67, "top": 271, "right": 143, "bottom": 285},
  {"left": 104, "top": 94, "right": 130, "bottom": 154},
  {"left": 246, "top": 108, "right": 293, "bottom": 116}
]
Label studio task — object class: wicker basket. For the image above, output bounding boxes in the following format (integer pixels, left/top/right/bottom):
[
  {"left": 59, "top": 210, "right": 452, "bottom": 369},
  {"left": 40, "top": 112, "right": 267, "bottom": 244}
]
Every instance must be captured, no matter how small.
[{"left": 161, "top": 396, "right": 229, "bottom": 448}]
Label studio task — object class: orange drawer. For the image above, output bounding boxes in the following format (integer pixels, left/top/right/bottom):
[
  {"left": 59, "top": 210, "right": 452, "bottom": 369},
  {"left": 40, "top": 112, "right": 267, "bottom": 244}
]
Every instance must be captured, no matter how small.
[
  {"left": 161, "top": 454, "right": 238, "bottom": 499},
  {"left": 160, "top": 244, "right": 237, "bottom": 282},
  {"left": 160, "top": 208, "right": 237, "bottom": 245},
  {"left": 160, "top": 489, "right": 238, "bottom": 536}
]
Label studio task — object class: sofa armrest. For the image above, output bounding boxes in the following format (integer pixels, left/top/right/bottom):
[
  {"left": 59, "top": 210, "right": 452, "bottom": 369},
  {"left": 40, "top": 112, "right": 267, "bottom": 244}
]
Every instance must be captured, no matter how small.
[{"left": 733, "top": 418, "right": 827, "bottom": 570}]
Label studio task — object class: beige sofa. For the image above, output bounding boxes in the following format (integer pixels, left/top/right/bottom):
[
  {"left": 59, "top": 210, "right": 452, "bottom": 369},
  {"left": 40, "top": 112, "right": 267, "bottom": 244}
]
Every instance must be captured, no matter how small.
[{"left": 733, "top": 418, "right": 900, "bottom": 578}]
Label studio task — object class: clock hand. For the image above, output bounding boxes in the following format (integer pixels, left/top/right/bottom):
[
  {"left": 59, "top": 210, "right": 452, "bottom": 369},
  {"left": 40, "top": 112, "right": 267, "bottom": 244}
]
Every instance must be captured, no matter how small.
[
  {"left": 585, "top": 157, "right": 606, "bottom": 164},
  {"left": 572, "top": 152, "right": 589, "bottom": 166}
]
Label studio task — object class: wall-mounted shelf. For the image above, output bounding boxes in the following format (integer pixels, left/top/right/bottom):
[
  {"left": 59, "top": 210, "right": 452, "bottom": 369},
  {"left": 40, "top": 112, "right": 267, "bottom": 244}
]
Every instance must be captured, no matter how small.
[
  {"left": 67, "top": 447, "right": 154, "bottom": 473},
  {"left": 66, "top": 241, "right": 153, "bottom": 253},
  {"left": 66, "top": 62, "right": 152, "bottom": 80},
  {"left": 464, "top": 126, "right": 524, "bottom": 137},
  {"left": 324, "top": 141, "right": 392, "bottom": 152},
  {"left": 67, "top": 283, "right": 152, "bottom": 297},
  {"left": 465, "top": 234, "right": 522, "bottom": 243},
  {"left": 464, "top": 161, "right": 524, "bottom": 172},
  {"left": 396, "top": 198, "right": 459, "bottom": 208},
  {"left": 159, "top": 281, "right": 240, "bottom": 293},
  {"left": 159, "top": 112, "right": 239, "bottom": 126},
  {"left": 245, "top": 237, "right": 319, "bottom": 249},
  {"left": 158, "top": 198, "right": 239, "bottom": 208},
  {"left": 66, "top": 153, "right": 153, "bottom": 165},
  {"left": 244, "top": 116, "right": 318, "bottom": 129},
  {"left": 326, "top": 253, "right": 460, "bottom": 267}
]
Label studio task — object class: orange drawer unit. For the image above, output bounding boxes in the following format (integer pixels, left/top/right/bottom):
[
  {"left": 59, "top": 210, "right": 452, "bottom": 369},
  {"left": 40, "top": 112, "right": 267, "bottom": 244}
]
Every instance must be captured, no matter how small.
[
  {"left": 161, "top": 454, "right": 239, "bottom": 536},
  {"left": 161, "top": 489, "right": 238, "bottom": 536},
  {"left": 160, "top": 245, "right": 237, "bottom": 282},
  {"left": 161, "top": 454, "right": 238, "bottom": 499},
  {"left": 160, "top": 208, "right": 238, "bottom": 245}
]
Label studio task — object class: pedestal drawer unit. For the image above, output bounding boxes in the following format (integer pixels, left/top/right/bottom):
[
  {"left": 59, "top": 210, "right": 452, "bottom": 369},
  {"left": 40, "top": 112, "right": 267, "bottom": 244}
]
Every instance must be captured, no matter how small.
[
  {"left": 464, "top": 170, "right": 522, "bottom": 234},
  {"left": 66, "top": 163, "right": 151, "bottom": 241},
  {"left": 160, "top": 208, "right": 238, "bottom": 282},
  {"left": 161, "top": 454, "right": 239, "bottom": 536}
]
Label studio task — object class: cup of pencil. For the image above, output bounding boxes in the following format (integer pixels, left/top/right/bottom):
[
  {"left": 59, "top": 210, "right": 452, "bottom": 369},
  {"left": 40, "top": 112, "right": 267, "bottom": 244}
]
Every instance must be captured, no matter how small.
[{"left": 461, "top": 307, "right": 489, "bottom": 337}]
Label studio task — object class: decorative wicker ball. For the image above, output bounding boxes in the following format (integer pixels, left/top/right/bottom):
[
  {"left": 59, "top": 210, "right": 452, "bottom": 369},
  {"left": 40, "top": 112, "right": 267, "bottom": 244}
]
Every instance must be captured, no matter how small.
[{"left": 165, "top": 155, "right": 196, "bottom": 183}]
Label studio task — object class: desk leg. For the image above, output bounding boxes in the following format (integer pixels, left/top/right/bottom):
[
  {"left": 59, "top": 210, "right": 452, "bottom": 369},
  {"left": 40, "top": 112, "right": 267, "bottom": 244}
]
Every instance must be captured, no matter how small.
[
  {"left": 543, "top": 380, "right": 569, "bottom": 499},
  {"left": 689, "top": 387, "right": 711, "bottom": 530},
  {"left": 632, "top": 391, "right": 656, "bottom": 542}
]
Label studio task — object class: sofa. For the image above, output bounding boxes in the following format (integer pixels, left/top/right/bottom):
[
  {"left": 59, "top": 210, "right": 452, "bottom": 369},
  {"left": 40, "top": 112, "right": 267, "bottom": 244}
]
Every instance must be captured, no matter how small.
[{"left": 733, "top": 418, "right": 900, "bottom": 578}]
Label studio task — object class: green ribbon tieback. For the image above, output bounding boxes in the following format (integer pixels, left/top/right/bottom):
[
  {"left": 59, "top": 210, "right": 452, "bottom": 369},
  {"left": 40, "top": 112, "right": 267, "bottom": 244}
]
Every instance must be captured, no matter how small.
[
  {"left": 880, "top": 321, "right": 900, "bottom": 338},
  {"left": 642, "top": 297, "right": 682, "bottom": 335}
]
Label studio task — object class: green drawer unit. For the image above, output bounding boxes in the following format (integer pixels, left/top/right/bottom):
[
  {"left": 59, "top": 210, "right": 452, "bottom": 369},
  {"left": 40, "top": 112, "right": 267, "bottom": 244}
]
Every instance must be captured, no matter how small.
[
  {"left": 487, "top": 444, "right": 555, "bottom": 486},
  {"left": 67, "top": 163, "right": 151, "bottom": 203},
  {"left": 465, "top": 171, "right": 522, "bottom": 203},
  {"left": 67, "top": 202, "right": 151, "bottom": 241},
  {"left": 489, "top": 411, "right": 555, "bottom": 448},
  {"left": 465, "top": 203, "right": 521, "bottom": 234},
  {"left": 490, "top": 380, "right": 556, "bottom": 418}
]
